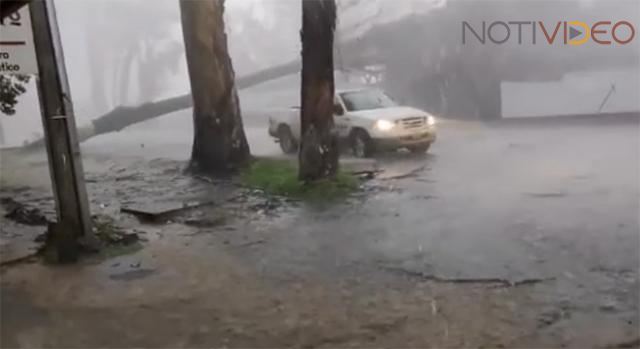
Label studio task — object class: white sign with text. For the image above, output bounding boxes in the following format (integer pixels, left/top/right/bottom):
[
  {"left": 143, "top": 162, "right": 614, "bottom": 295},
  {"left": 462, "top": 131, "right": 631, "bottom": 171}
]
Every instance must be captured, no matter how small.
[{"left": 0, "top": 6, "right": 38, "bottom": 75}]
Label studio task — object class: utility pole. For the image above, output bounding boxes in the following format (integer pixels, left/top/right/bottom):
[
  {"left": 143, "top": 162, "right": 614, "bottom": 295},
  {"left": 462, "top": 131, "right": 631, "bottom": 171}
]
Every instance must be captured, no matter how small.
[{"left": 29, "top": 0, "right": 92, "bottom": 262}]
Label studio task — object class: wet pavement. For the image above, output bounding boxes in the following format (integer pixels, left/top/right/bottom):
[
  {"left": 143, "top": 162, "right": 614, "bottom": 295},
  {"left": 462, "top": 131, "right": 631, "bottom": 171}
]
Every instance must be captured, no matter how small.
[{"left": 1, "top": 116, "right": 639, "bottom": 348}]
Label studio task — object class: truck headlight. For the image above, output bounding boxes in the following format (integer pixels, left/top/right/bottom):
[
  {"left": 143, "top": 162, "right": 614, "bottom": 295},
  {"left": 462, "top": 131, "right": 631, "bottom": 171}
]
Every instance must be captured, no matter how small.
[
  {"left": 375, "top": 119, "right": 395, "bottom": 131},
  {"left": 426, "top": 116, "right": 436, "bottom": 126}
]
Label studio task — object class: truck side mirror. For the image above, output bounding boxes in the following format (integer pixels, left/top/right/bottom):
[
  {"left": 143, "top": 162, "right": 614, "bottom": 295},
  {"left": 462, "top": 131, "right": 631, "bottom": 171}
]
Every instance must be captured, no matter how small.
[{"left": 334, "top": 104, "right": 344, "bottom": 116}]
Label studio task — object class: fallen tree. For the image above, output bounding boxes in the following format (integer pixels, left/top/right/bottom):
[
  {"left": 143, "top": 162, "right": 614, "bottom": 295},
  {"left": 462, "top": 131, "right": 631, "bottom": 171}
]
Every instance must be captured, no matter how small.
[{"left": 24, "top": 59, "right": 301, "bottom": 149}]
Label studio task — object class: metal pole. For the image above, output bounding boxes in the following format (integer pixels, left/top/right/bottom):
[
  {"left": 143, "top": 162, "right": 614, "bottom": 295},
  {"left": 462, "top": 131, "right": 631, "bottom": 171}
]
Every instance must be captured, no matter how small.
[{"left": 29, "top": 0, "right": 92, "bottom": 262}]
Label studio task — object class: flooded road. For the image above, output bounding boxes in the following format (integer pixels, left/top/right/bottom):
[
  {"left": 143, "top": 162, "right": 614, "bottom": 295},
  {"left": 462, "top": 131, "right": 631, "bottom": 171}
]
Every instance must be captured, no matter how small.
[{"left": 1, "top": 115, "right": 638, "bottom": 348}]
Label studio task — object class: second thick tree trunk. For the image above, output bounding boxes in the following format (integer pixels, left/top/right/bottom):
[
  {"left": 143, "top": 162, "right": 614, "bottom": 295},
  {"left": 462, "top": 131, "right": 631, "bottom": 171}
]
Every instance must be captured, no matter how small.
[
  {"left": 298, "top": 0, "right": 339, "bottom": 181},
  {"left": 180, "top": 0, "right": 250, "bottom": 175}
]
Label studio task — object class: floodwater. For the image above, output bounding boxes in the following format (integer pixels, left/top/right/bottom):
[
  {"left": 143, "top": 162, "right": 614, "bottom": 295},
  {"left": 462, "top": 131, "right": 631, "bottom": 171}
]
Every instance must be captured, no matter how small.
[{"left": 1, "top": 113, "right": 639, "bottom": 348}]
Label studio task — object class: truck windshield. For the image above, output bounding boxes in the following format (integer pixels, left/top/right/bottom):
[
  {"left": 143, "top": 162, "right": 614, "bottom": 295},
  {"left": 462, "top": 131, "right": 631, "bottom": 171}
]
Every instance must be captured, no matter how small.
[{"left": 340, "top": 90, "right": 397, "bottom": 111}]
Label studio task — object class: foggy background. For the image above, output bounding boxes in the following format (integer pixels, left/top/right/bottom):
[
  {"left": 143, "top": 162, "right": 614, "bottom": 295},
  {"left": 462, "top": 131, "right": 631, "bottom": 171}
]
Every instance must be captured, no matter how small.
[{"left": 1, "top": 0, "right": 639, "bottom": 146}]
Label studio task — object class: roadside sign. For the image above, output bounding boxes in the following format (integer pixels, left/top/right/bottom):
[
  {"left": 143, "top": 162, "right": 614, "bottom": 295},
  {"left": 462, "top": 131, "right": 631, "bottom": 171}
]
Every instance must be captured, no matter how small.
[{"left": 0, "top": 6, "right": 38, "bottom": 74}]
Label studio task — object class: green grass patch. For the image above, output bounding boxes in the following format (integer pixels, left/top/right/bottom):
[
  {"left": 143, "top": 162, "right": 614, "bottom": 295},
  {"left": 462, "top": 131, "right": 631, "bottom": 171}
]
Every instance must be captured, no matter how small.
[{"left": 241, "top": 159, "right": 359, "bottom": 201}]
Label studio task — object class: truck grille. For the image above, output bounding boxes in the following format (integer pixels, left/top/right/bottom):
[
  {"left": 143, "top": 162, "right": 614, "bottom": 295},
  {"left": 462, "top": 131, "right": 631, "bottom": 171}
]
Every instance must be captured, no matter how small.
[{"left": 400, "top": 117, "right": 425, "bottom": 129}]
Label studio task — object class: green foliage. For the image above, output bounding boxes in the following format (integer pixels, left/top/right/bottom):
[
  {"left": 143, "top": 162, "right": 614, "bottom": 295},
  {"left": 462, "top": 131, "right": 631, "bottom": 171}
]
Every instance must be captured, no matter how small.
[
  {"left": 0, "top": 75, "right": 30, "bottom": 115},
  {"left": 242, "top": 159, "right": 358, "bottom": 201}
]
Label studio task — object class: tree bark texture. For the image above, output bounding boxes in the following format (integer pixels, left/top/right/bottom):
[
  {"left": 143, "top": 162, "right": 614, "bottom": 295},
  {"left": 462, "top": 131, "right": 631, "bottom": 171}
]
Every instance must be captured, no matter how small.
[
  {"left": 298, "top": 0, "right": 339, "bottom": 181},
  {"left": 180, "top": 0, "right": 250, "bottom": 174}
]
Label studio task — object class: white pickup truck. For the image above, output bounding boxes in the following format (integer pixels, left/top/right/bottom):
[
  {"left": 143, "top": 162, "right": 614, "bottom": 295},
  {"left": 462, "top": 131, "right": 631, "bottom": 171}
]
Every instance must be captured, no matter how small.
[{"left": 268, "top": 88, "right": 437, "bottom": 157}]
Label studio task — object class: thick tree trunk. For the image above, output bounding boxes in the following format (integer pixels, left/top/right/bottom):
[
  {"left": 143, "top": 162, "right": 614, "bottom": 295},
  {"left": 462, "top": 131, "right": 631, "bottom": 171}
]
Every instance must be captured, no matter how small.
[
  {"left": 179, "top": 0, "right": 250, "bottom": 174},
  {"left": 298, "top": 0, "right": 339, "bottom": 181}
]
